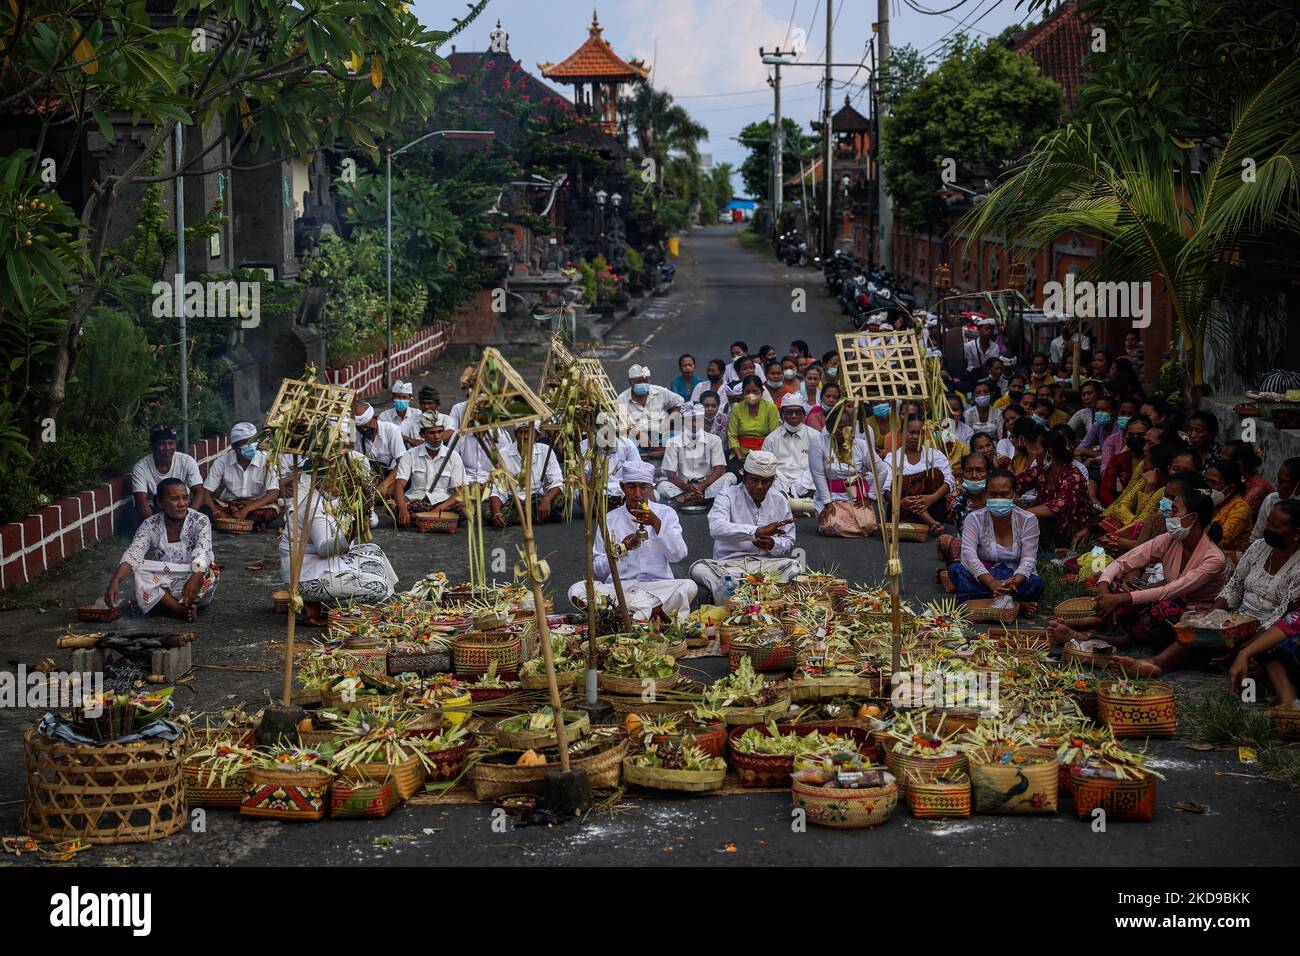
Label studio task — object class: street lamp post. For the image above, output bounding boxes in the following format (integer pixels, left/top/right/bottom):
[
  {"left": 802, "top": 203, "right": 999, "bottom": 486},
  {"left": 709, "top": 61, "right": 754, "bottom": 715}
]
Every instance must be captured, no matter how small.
[{"left": 385, "top": 129, "right": 494, "bottom": 387}]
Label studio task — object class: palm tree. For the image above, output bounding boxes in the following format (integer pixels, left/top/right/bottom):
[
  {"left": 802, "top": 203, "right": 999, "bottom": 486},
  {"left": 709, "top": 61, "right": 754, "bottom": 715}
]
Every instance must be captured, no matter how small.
[
  {"left": 957, "top": 59, "right": 1300, "bottom": 404},
  {"left": 619, "top": 85, "right": 709, "bottom": 167}
]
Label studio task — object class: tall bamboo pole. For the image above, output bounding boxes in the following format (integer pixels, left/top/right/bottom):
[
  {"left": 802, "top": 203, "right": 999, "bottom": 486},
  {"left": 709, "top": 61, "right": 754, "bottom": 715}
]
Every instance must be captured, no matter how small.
[{"left": 281, "top": 473, "right": 318, "bottom": 707}]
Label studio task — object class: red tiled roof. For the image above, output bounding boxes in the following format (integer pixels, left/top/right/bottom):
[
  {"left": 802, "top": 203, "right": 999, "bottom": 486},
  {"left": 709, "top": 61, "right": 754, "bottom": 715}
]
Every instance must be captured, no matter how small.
[
  {"left": 538, "top": 11, "right": 650, "bottom": 82},
  {"left": 1013, "top": 0, "right": 1088, "bottom": 109}
]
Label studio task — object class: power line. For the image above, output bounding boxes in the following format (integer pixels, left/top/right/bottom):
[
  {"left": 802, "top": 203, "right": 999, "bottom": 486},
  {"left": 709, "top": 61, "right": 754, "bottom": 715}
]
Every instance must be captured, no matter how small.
[
  {"left": 919, "top": 0, "right": 1005, "bottom": 58},
  {"left": 904, "top": 0, "right": 974, "bottom": 15},
  {"left": 673, "top": 80, "right": 819, "bottom": 99}
]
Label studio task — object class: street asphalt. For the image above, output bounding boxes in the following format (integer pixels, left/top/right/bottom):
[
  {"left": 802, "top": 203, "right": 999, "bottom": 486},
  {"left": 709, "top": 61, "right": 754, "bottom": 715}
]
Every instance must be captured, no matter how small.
[{"left": 1, "top": 224, "right": 1295, "bottom": 867}]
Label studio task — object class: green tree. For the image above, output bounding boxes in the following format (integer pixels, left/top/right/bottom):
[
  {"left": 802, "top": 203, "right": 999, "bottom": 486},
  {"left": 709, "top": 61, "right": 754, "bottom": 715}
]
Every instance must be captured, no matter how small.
[
  {"left": 0, "top": 0, "right": 486, "bottom": 436},
  {"left": 881, "top": 35, "right": 1061, "bottom": 232},
  {"left": 957, "top": 60, "right": 1300, "bottom": 404},
  {"left": 877, "top": 43, "right": 927, "bottom": 112},
  {"left": 738, "top": 117, "right": 814, "bottom": 201},
  {"left": 619, "top": 85, "right": 709, "bottom": 168}
]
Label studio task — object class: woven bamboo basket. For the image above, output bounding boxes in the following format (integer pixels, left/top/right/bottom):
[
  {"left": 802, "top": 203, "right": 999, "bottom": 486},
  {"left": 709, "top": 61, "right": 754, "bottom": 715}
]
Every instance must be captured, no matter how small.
[
  {"left": 775, "top": 721, "right": 877, "bottom": 760},
  {"left": 850, "top": 607, "right": 917, "bottom": 630},
  {"left": 469, "top": 685, "right": 525, "bottom": 704},
  {"left": 330, "top": 776, "right": 397, "bottom": 819},
  {"left": 78, "top": 604, "right": 122, "bottom": 623},
  {"left": 453, "top": 632, "right": 522, "bottom": 678},
  {"left": 1098, "top": 681, "right": 1177, "bottom": 737},
  {"left": 598, "top": 671, "right": 682, "bottom": 696},
  {"left": 648, "top": 721, "right": 728, "bottom": 760},
  {"left": 331, "top": 647, "right": 390, "bottom": 677},
  {"left": 608, "top": 696, "right": 697, "bottom": 721},
  {"left": 924, "top": 708, "right": 983, "bottom": 736},
  {"left": 342, "top": 754, "right": 426, "bottom": 801},
  {"left": 468, "top": 735, "right": 627, "bottom": 800},
  {"left": 327, "top": 605, "right": 384, "bottom": 632},
  {"left": 319, "top": 687, "right": 399, "bottom": 713},
  {"left": 214, "top": 515, "right": 254, "bottom": 534},
  {"left": 787, "top": 675, "right": 880, "bottom": 702},
  {"left": 907, "top": 777, "right": 972, "bottom": 818},
  {"left": 986, "top": 626, "right": 1051, "bottom": 653},
  {"left": 1069, "top": 767, "right": 1156, "bottom": 821},
  {"left": 1054, "top": 597, "right": 1096, "bottom": 622},
  {"left": 1061, "top": 644, "right": 1116, "bottom": 669},
  {"left": 412, "top": 511, "right": 458, "bottom": 534},
  {"left": 729, "top": 745, "right": 798, "bottom": 787},
  {"left": 896, "top": 521, "right": 930, "bottom": 543},
  {"left": 1268, "top": 704, "right": 1300, "bottom": 740},
  {"left": 962, "top": 598, "right": 1021, "bottom": 624},
  {"left": 571, "top": 733, "right": 631, "bottom": 789},
  {"left": 23, "top": 728, "right": 187, "bottom": 845},
  {"left": 420, "top": 735, "right": 474, "bottom": 781},
  {"left": 1069, "top": 687, "right": 1100, "bottom": 721},
  {"left": 387, "top": 648, "right": 453, "bottom": 677},
  {"left": 884, "top": 745, "right": 968, "bottom": 798},
  {"left": 722, "top": 695, "right": 792, "bottom": 727},
  {"left": 494, "top": 710, "right": 590, "bottom": 750},
  {"left": 728, "top": 638, "right": 799, "bottom": 673},
  {"left": 967, "top": 746, "right": 1059, "bottom": 814},
  {"left": 272, "top": 590, "right": 292, "bottom": 614},
  {"left": 792, "top": 774, "right": 898, "bottom": 828},
  {"left": 520, "top": 669, "right": 581, "bottom": 690},
  {"left": 182, "top": 728, "right": 256, "bottom": 809},
  {"left": 622, "top": 757, "right": 726, "bottom": 792},
  {"left": 239, "top": 767, "right": 333, "bottom": 821}
]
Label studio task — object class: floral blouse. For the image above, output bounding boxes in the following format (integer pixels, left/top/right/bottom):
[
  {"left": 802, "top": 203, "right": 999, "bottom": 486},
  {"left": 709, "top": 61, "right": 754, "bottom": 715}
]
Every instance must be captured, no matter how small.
[
  {"left": 1213, "top": 494, "right": 1254, "bottom": 554},
  {"left": 1218, "top": 539, "right": 1300, "bottom": 628},
  {"left": 1104, "top": 468, "right": 1164, "bottom": 529},
  {"left": 1016, "top": 462, "right": 1091, "bottom": 532},
  {"left": 120, "top": 510, "right": 214, "bottom": 570}
]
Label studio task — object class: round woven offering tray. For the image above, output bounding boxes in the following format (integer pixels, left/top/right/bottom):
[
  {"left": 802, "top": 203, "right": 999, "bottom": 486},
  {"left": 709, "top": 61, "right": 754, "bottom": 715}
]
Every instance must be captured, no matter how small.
[
  {"left": 598, "top": 671, "right": 682, "bottom": 696},
  {"left": 622, "top": 756, "right": 726, "bottom": 792},
  {"left": 494, "top": 710, "right": 590, "bottom": 750},
  {"left": 1054, "top": 597, "right": 1096, "bottom": 622}
]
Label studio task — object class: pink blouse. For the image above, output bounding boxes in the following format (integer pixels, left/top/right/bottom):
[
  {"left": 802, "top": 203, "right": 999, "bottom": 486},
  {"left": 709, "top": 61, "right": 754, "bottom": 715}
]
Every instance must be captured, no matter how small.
[{"left": 1097, "top": 531, "right": 1226, "bottom": 606}]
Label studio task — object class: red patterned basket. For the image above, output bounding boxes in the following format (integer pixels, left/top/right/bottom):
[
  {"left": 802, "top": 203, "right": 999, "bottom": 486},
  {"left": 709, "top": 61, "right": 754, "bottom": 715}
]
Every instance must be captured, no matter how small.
[
  {"left": 453, "top": 632, "right": 522, "bottom": 678},
  {"left": 650, "top": 721, "right": 728, "bottom": 760},
  {"left": 330, "top": 776, "right": 397, "bottom": 819},
  {"left": 419, "top": 736, "right": 475, "bottom": 781},
  {"left": 1098, "top": 681, "right": 1177, "bottom": 737},
  {"left": 1069, "top": 766, "right": 1156, "bottom": 821},
  {"left": 728, "top": 637, "right": 799, "bottom": 673},
  {"left": 240, "top": 768, "right": 332, "bottom": 821}
]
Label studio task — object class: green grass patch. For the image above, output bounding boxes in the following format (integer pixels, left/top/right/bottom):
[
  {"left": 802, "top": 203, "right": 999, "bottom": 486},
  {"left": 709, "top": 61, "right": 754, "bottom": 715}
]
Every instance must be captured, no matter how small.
[
  {"left": 1182, "top": 688, "right": 1280, "bottom": 746},
  {"left": 736, "top": 230, "right": 773, "bottom": 257}
]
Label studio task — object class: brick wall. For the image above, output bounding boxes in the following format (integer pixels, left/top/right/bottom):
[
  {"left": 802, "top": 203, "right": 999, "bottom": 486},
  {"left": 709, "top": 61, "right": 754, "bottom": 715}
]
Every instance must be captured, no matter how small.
[
  {"left": 0, "top": 436, "right": 229, "bottom": 591},
  {"left": 325, "top": 322, "right": 449, "bottom": 398}
]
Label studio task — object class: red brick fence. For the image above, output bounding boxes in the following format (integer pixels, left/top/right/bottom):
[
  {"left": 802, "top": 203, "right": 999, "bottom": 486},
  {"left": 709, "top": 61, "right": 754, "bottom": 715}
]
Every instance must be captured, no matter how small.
[{"left": 325, "top": 322, "right": 449, "bottom": 398}]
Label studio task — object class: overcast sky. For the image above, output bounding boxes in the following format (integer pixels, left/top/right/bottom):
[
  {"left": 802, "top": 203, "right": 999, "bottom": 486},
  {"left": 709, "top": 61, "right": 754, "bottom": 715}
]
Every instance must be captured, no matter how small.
[{"left": 413, "top": 0, "right": 1029, "bottom": 194}]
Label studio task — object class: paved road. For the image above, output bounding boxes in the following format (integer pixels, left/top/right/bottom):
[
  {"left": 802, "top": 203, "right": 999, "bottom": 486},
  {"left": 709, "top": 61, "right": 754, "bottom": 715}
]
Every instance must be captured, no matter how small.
[{"left": 1, "top": 225, "right": 1295, "bottom": 866}]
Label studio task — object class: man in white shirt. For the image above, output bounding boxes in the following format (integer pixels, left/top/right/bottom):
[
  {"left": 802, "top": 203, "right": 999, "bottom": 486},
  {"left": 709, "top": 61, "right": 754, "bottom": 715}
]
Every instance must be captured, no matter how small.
[
  {"left": 394, "top": 412, "right": 465, "bottom": 530},
  {"left": 689, "top": 450, "right": 802, "bottom": 603},
  {"left": 618, "top": 363, "right": 683, "bottom": 461},
  {"left": 657, "top": 403, "right": 735, "bottom": 505},
  {"left": 131, "top": 424, "right": 204, "bottom": 520},
  {"left": 567, "top": 461, "right": 696, "bottom": 622},
  {"left": 761, "top": 393, "right": 816, "bottom": 508},
  {"left": 445, "top": 365, "right": 479, "bottom": 430},
  {"left": 196, "top": 421, "right": 279, "bottom": 528},
  {"left": 580, "top": 430, "right": 645, "bottom": 505},
  {"left": 488, "top": 421, "right": 565, "bottom": 526},
  {"left": 963, "top": 317, "right": 1001, "bottom": 388},
  {"left": 353, "top": 401, "right": 406, "bottom": 497},
  {"left": 378, "top": 380, "right": 422, "bottom": 446},
  {"left": 1049, "top": 318, "right": 1090, "bottom": 369}
]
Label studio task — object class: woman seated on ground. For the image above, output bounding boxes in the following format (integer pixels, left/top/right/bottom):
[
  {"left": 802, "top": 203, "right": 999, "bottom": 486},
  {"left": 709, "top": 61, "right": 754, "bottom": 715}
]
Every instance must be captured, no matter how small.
[
  {"left": 970, "top": 431, "right": 1007, "bottom": 472},
  {"left": 281, "top": 461, "right": 399, "bottom": 625},
  {"left": 810, "top": 401, "right": 884, "bottom": 537},
  {"left": 1086, "top": 442, "right": 1174, "bottom": 547},
  {"left": 1016, "top": 429, "right": 1092, "bottom": 549},
  {"left": 1050, "top": 473, "right": 1227, "bottom": 676},
  {"left": 1250, "top": 456, "right": 1299, "bottom": 544},
  {"left": 949, "top": 468, "right": 1045, "bottom": 614},
  {"left": 726, "top": 374, "right": 780, "bottom": 473},
  {"left": 963, "top": 380, "right": 1002, "bottom": 441},
  {"left": 1104, "top": 446, "right": 1201, "bottom": 555},
  {"left": 104, "top": 477, "right": 219, "bottom": 622},
  {"left": 1003, "top": 415, "right": 1041, "bottom": 476},
  {"left": 886, "top": 414, "right": 954, "bottom": 536},
  {"left": 1220, "top": 440, "right": 1274, "bottom": 517},
  {"left": 1213, "top": 498, "right": 1300, "bottom": 638},
  {"left": 1205, "top": 458, "right": 1254, "bottom": 555},
  {"left": 1230, "top": 597, "right": 1300, "bottom": 711},
  {"left": 938, "top": 452, "right": 991, "bottom": 564}
]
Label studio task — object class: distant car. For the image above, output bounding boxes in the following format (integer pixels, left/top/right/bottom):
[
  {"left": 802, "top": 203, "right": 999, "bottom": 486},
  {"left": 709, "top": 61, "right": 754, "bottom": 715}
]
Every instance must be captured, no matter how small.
[{"left": 718, "top": 211, "right": 732, "bottom": 223}]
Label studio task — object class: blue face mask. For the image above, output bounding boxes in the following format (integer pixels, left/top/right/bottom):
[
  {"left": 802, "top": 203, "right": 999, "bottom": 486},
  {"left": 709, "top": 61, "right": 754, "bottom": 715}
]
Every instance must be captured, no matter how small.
[
  {"left": 632, "top": 384, "right": 651, "bottom": 397},
  {"left": 425, "top": 442, "right": 440, "bottom": 454},
  {"left": 394, "top": 400, "right": 409, "bottom": 413},
  {"left": 986, "top": 497, "right": 1014, "bottom": 517},
  {"left": 873, "top": 403, "right": 891, "bottom": 418},
  {"left": 962, "top": 478, "right": 987, "bottom": 494},
  {"left": 239, "top": 443, "right": 258, "bottom": 459},
  {"left": 1031, "top": 415, "right": 1048, "bottom": 427},
  {"left": 1158, "top": 497, "right": 1174, "bottom": 515},
  {"left": 1116, "top": 416, "right": 1131, "bottom": 430},
  {"left": 1094, "top": 411, "right": 1112, "bottom": 427}
]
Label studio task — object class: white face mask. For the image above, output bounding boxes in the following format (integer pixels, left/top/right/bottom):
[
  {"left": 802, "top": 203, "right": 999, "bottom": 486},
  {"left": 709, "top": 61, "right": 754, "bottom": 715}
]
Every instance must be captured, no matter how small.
[
  {"left": 1210, "top": 489, "right": 1226, "bottom": 507},
  {"left": 1166, "top": 514, "right": 1192, "bottom": 540}
]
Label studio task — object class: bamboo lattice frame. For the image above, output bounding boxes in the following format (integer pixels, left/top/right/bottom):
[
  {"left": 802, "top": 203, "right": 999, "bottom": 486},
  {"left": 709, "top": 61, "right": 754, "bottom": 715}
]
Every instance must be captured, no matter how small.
[
  {"left": 538, "top": 332, "right": 579, "bottom": 395},
  {"left": 263, "top": 376, "right": 357, "bottom": 456},
  {"left": 835, "top": 330, "right": 930, "bottom": 404},
  {"left": 574, "top": 357, "right": 633, "bottom": 433},
  {"left": 461, "top": 347, "right": 555, "bottom": 435}
]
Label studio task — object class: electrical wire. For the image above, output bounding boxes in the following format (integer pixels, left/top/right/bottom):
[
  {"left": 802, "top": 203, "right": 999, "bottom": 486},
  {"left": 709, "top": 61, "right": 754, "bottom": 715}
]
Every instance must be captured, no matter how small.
[
  {"left": 673, "top": 81, "right": 819, "bottom": 99},
  {"left": 904, "top": 0, "right": 974, "bottom": 15}
]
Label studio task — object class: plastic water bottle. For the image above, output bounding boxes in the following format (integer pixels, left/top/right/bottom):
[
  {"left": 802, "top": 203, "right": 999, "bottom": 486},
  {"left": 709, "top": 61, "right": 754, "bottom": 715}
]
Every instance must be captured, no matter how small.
[{"left": 722, "top": 574, "right": 736, "bottom": 599}]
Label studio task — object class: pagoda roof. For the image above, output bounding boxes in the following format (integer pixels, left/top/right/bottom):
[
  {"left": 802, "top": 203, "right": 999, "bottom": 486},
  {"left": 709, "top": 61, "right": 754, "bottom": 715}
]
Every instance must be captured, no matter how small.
[{"left": 538, "top": 10, "right": 651, "bottom": 82}]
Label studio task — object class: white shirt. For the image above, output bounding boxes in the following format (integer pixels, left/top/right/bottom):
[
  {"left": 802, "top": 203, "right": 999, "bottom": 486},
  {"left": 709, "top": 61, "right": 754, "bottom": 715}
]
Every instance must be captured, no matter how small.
[
  {"left": 593, "top": 502, "right": 688, "bottom": 583},
  {"left": 995, "top": 437, "right": 1016, "bottom": 461},
  {"left": 1067, "top": 406, "right": 1094, "bottom": 438},
  {"left": 690, "top": 379, "right": 730, "bottom": 410},
  {"left": 131, "top": 452, "right": 203, "bottom": 496},
  {"left": 354, "top": 420, "right": 405, "bottom": 470},
  {"left": 951, "top": 419, "right": 974, "bottom": 447},
  {"left": 492, "top": 439, "right": 564, "bottom": 499},
  {"left": 1050, "top": 334, "right": 1090, "bottom": 368},
  {"left": 581, "top": 436, "right": 643, "bottom": 496},
  {"left": 662, "top": 430, "right": 725, "bottom": 482},
  {"left": 279, "top": 483, "right": 356, "bottom": 583},
  {"left": 963, "top": 404, "right": 1003, "bottom": 439},
  {"left": 202, "top": 448, "right": 273, "bottom": 501},
  {"left": 1250, "top": 491, "right": 1291, "bottom": 544},
  {"left": 395, "top": 444, "right": 465, "bottom": 506},
  {"left": 456, "top": 428, "right": 509, "bottom": 484},
  {"left": 382, "top": 406, "right": 445, "bottom": 443},
  {"left": 447, "top": 400, "right": 469, "bottom": 430},
  {"left": 809, "top": 432, "right": 887, "bottom": 512},
  {"left": 708, "top": 482, "right": 795, "bottom": 559},
  {"left": 761, "top": 423, "right": 815, "bottom": 488},
  {"left": 960, "top": 506, "right": 1041, "bottom": 580},
  {"left": 964, "top": 337, "right": 1001, "bottom": 373},
  {"left": 618, "top": 385, "right": 684, "bottom": 445},
  {"left": 879, "top": 445, "right": 955, "bottom": 496}
]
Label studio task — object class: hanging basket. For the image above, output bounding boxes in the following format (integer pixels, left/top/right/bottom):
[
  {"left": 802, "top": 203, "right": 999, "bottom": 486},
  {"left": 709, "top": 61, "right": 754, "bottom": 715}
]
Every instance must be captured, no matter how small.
[
  {"left": 622, "top": 757, "right": 726, "bottom": 792},
  {"left": 1098, "top": 681, "right": 1177, "bottom": 737},
  {"left": 1069, "top": 766, "right": 1156, "bottom": 822},
  {"left": 330, "top": 776, "right": 398, "bottom": 819},
  {"left": 453, "top": 632, "right": 522, "bottom": 678},
  {"left": 907, "top": 778, "right": 971, "bottom": 818},
  {"left": 23, "top": 728, "right": 187, "bottom": 845},
  {"left": 791, "top": 774, "right": 899, "bottom": 828},
  {"left": 240, "top": 767, "right": 333, "bottom": 822},
  {"left": 967, "top": 746, "right": 1059, "bottom": 814}
]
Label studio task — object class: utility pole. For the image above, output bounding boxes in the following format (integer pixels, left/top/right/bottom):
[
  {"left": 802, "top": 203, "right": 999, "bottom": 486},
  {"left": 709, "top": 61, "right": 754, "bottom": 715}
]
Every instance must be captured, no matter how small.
[
  {"left": 876, "top": 0, "right": 894, "bottom": 270},
  {"left": 822, "top": 1, "right": 834, "bottom": 259},
  {"left": 760, "top": 47, "right": 797, "bottom": 236}
]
